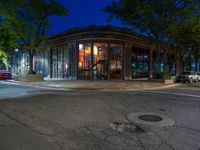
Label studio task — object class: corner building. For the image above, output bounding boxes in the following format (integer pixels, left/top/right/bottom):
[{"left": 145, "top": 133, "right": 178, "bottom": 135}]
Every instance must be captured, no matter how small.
[{"left": 13, "top": 26, "right": 155, "bottom": 80}]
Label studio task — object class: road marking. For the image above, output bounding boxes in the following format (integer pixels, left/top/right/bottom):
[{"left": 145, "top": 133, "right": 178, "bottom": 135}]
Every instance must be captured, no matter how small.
[{"left": 140, "top": 91, "right": 200, "bottom": 99}]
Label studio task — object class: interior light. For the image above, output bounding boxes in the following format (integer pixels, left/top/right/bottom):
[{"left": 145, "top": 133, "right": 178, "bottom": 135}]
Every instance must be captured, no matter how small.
[
  {"left": 79, "top": 44, "right": 84, "bottom": 50},
  {"left": 94, "top": 46, "right": 98, "bottom": 55},
  {"left": 79, "top": 62, "right": 82, "bottom": 67},
  {"left": 65, "top": 64, "right": 68, "bottom": 69}
]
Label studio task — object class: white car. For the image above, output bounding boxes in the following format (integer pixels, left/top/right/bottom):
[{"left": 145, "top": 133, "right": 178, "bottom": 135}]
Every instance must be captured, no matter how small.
[
  {"left": 197, "top": 72, "right": 200, "bottom": 82},
  {"left": 176, "top": 71, "right": 198, "bottom": 83}
]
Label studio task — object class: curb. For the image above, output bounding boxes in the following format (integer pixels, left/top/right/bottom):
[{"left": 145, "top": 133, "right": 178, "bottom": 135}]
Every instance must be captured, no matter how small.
[
  {"left": 5, "top": 80, "right": 182, "bottom": 91},
  {"left": 5, "top": 80, "right": 67, "bottom": 90}
]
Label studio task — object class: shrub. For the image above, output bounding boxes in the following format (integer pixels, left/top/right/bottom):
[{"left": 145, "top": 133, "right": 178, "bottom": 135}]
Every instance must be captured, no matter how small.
[
  {"left": 153, "top": 72, "right": 163, "bottom": 79},
  {"left": 161, "top": 72, "right": 171, "bottom": 80},
  {"left": 153, "top": 72, "right": 171, "bottom": 80}
]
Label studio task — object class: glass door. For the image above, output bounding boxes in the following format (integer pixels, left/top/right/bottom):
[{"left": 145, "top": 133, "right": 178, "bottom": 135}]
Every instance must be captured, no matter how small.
[
  {"left": 109, "top": 44, "right": 123, "bottom": 80},
  {"left": 93, "top": 43, "right": 108, "bottom": 80}
]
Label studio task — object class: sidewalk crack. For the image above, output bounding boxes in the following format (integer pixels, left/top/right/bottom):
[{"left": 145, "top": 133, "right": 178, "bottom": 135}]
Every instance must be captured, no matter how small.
[{"left": 0, "top": 110, "right": 54, "bottom": 137}]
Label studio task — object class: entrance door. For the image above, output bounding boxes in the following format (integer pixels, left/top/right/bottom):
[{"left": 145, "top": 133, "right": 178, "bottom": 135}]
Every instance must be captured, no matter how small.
[
  {"left": 78, "top": 43, "right": 92, "bottom": 80},
  {"left": 52, "top": 48, "right": 64, "bottom": 78},
  {"left": 109, "top": 44, "right": 123, "bottom": 80},
  {"left": 93, "top": 43, "right": 108, "bottom": 80},
  {"left": 93, "top": 61, "right": 108, "bottom": 80}
]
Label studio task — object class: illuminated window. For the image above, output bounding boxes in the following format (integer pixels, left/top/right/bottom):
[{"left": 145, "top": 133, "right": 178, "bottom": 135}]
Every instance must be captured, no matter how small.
[
  {"left": 93, "top": 43, "right": 108, "bottom": 80},
  {"left": 78, "top": 43, "right": 91, "bottom": 79}
]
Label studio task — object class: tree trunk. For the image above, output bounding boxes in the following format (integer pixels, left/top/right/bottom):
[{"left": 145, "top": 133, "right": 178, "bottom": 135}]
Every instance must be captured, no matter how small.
[
  {"left": 197, "top": 60, "right": 200, "bottom": 72},
  {"left": 156, "top": 44, "right": 161, "bottom": 72},
  {"left": 188, "top": 53, "right": 192, "bottom": 71},
  {"left": 163, "top": 51, "right": 167, "bottom": 72},
  {"left": 28, "top": 49, "right": 35, "bottom": 74}
]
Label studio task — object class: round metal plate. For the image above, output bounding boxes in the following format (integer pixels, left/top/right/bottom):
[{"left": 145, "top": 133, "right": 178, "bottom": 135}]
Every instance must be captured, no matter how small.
[
  {"left": 138, "top": 114, "right": 163, "bottom": 122},
  {"left": 126, "top": 112, "right": 175, "bottom": 127}
]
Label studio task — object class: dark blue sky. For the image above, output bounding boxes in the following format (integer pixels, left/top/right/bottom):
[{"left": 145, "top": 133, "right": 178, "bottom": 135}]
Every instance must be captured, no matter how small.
[{"left": 48, "top": 0, "right": 125, "bottom": 35}]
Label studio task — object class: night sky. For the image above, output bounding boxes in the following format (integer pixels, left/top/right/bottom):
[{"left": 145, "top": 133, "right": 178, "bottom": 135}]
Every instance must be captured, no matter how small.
[{"left": 48, "top": 0, "right": 125, "bottom": 35}]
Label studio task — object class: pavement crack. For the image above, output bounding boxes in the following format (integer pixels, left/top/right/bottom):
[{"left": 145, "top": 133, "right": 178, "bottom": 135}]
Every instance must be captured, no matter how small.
[
  {"left": 153, "top": 128, "right": 175, "bottom": 150},
  {"left": 136, "top": 135, "right": 146, "bottom": 150},
  {"left": 82, "top": 126, "right": 117, "bottom": 147},
  {"left": 0, "top": 110, "right": 54, "bottom": 137},
  {"left": 174, "top": 125, "right": 200, "bottom": 133}
]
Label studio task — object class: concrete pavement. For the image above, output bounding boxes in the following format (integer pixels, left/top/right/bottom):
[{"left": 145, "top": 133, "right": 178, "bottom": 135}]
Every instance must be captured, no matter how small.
[{"left": 0, "top": 86, "right": 200, "bottom": 150}]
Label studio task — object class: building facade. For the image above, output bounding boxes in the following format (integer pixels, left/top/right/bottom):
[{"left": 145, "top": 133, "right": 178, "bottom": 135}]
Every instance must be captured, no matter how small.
[{"left": 12, "top": 26, "right": 156, "bottom": 80}]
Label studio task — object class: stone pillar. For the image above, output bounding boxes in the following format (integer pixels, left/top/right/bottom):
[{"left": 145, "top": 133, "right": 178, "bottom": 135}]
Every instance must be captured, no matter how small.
[
  {"left": 91, "top": 42, "right": 94, "bottom": 80},
  {"left": 124, "top": 43, "right": 132, "bottom": 80},
  {"left": 70, "top": 43, "right": 78, "bottom": 80},
  {"left": 148, "top": 49, "right": 153, "bottom": 79},
  {"left": 47, "top": 47, "right": 52, "bottom": 78},
  {"left": 107, "top": 43, "right": 111, "bottom": 80}
]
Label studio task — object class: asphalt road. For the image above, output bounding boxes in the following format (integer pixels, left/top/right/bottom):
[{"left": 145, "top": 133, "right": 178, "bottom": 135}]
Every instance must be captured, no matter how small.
[{"left": 0, "top": 81, "right": 200, "bottom": 150}]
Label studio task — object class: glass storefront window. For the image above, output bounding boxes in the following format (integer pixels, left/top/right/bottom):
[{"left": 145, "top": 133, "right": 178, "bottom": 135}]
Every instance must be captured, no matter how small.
[
  {"left": 109, "top": 44, "right": 123, "bottom": 80},
  {"left": 78, "top": 43, "right": 123, "bottom": 80},
  {"left": 132, "top": 48, "right": 149, "bottom": 78},
  {"left": 85, "top": 43, "right": 92, "bottom": 70},
  {"left": 52, "top": 48, "right": 58, "bottom": 78},
  {"left": 51, "top": 47, "right": 72, "bottom": 79},
  {"left": 93, "top": 43, "right": 108, "bottom": 80},
  {"left": 78, "top": 43, "right": 91, "bottom": 79},
  {"left": 35, "top": 51, "right": 48, "bottom": 77},
  {"left": 78, "top": 44, "right": 84, "bottom": 70},
  {"left": 57, "top": 49, "right": 63, "bottom": 78},
  {"left": 19, "top": 53, "right": 29, "bottom": 74},
  {"left": 63, "top": 47, "right": 70, "bottom": 78}
]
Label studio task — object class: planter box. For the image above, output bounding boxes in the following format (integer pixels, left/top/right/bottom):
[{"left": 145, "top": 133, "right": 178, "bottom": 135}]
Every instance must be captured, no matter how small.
[
  {"left": 164, "top": 79, "right": 175, "bottom": 85},
  {"left": 16, "top": 75, "right": 44, "bottom": 82},
  {"left": 149, "top": 79, "right": 175, "bottom": 85}
]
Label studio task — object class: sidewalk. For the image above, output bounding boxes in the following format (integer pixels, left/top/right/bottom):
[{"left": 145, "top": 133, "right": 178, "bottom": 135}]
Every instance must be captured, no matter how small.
[{"left": 7, "top": 79, "right": 181, "bottom": 91}]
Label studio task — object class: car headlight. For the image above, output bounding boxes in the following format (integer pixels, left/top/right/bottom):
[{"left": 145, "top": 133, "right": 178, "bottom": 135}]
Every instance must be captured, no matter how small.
[{"left": 188, "top": 75, "right": 192, "bottom": 78}]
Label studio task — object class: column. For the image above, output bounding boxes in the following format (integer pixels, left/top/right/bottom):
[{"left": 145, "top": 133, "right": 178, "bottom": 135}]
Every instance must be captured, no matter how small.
[
  {"left": 148, "top": 48, "right": 153, "bottom": 79},
  {"left": 91, "top": 42, "right": 94, "bottom": 80},
  {"left": 107, "top": 42, "right": 111, "bottom": 80},
  {"left": 124, "top": 43, "right": 132, "bottom": 80},
  {"left": 47, "top": 47, "right": 52, "bottom": 78}
]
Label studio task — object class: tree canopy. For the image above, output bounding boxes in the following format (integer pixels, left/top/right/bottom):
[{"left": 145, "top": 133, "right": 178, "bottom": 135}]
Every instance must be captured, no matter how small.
[
  {"left": 0, "top": 0, "right": 68, "bottom": 73},
  {"left": 0, "top": 18, "right": 19, "bottom": 69},
  {"left": 104, "top": 0, "right": 200, "bottom": 71},
  {"left": 105, "top": 0, "right": 200, "bottom": 41}
]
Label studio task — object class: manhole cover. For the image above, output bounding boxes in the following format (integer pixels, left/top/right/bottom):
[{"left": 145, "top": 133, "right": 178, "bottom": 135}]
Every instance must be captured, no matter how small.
[
  {"left": 127, "top": 112, "right": 175, "bottom": 127},
  {"left": 138, "top": 115, "right": 163, "bottom": 122}
]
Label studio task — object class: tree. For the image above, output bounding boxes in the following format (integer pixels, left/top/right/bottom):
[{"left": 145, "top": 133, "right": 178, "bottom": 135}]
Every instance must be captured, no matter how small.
[
  {"left": 0, "top": 0, "right": 68, "bottom": 74},
  {"left": 0, "top": 50, "right": 9, "bottom": 69},
  {"left": 168, "top": 13, "right": 200, "bottom": 71},
  {"left": 0, "top": 18, "right": 19, "bottom": 69},
  {"left": 104, "top": 0, "right": 200, "bottom": 72}
]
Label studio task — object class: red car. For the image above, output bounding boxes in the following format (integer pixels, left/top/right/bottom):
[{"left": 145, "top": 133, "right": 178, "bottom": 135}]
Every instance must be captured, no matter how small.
[{"left": 0, "top": 70, "right": 12, "bottom": 80}]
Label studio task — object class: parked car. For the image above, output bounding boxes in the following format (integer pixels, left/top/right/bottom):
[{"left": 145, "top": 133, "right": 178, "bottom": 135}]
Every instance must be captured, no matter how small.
[
  {"left": 176, "top": 71, "right": 198, "bottom": 83},
  {"left": 0, "top": 70, "right": 12, "bottom": 80},
  {"left": 197, "top": 72, "right": 200, "bottom": 82}
]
